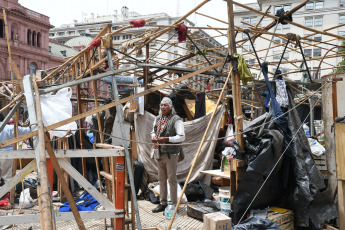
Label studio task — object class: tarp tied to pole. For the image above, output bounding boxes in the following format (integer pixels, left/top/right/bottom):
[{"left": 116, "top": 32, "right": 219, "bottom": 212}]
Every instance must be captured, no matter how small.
[{"left": 135, "top": 106, "right": 224, "bottom": 183}]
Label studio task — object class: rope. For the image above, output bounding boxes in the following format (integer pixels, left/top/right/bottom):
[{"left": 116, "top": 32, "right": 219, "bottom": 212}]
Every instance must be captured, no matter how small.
[
  {"left": 233, "top": 86, "right": 323, "bottom": 229},
  {"left": 286, "top": 33, "right": 300, "bottom": 48}
]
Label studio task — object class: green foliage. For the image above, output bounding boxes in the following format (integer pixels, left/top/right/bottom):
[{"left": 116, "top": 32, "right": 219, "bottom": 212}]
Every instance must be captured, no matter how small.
[{"left": 335, "top": 40, "right": 345, "bottom": 73}]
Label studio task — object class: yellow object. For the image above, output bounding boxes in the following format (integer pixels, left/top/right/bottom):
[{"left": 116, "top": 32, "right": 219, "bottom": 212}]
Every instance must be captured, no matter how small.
[
  {"left": 233, "top": 53, "right": 251, "bottom": 85},
  {"left": 185, "top": 98, "right": 226, "bottom": 130},
  {"left": 270, "top": 206, "right": 289, "bottom": 214}
]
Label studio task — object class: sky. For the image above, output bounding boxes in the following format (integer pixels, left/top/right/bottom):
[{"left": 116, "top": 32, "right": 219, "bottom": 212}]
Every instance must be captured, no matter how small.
[{"left": 19, "top": 0, "right": 256, "bottom": 45}]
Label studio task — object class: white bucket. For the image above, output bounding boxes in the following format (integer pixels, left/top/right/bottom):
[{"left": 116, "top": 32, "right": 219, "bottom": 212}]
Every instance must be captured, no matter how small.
[{"left": 219, "top": 186, "right": 231, "bottom": 215}]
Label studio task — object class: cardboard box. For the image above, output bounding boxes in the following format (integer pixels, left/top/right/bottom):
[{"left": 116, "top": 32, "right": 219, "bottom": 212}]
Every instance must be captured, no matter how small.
[
  {"left": 203, "top": 212, "right": 232, "bottom": 230},
  {"left": 267, "top": 208, "right": 294, "bottom": 229}
]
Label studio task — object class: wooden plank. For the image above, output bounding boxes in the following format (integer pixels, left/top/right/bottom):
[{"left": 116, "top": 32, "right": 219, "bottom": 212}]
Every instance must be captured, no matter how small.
[
  {"left": 45, "top": 134, "right": 86, "bottom": 230},
  {"left": 0, "top": 62, "right": 222, "bottom": 150},
  {"left": 57, "top": 158, "right": 115, "bottom": 210},
  {"left": 338, "top": 180, "right": 345, "bottom": 230},
  {"left": 200, "top": 169, "right": 230, "bottom": 179},
  {"left": 0, "top": 210, "right": 124, "bottom": 225},
  {"left": 335, "top": 123, "right": 345, "bottom": 180},
  {"left": 0, "top": 160, "right": 36, "bottom": 199},
  {"left": 0, "top": 149, "right": 124, "bottom": 159}
]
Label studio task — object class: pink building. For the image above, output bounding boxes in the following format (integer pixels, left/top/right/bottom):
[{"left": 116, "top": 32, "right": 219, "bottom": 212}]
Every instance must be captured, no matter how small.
[{"left": 0, "top": 0, "right": 64, "bottom": 82}]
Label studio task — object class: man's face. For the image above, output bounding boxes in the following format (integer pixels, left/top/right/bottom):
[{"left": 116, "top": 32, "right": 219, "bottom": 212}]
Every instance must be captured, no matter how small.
[{"left": 160, "top": 102, "right": 171, "bottom": 116}]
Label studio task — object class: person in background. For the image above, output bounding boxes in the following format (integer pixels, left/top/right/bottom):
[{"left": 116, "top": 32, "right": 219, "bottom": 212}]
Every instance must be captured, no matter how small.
[
  {"left": 0, "top": 114, "right": 31, "bottom": 189},
  {"left": 151, "top": 97, "right": 185, "bottom": 213}
]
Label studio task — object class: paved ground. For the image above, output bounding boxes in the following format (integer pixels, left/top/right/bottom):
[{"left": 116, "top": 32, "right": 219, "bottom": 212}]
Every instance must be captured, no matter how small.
[{"left": 0, "top": 199, "right": 203, "bottom": 229}]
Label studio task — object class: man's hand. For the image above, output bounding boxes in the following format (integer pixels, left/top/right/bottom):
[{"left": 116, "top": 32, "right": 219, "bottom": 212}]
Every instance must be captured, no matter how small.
[
  {"left": 151, "top": 137, "right": 158, "bottom": 143},
  {"left": 157, "top": 137, "right": 169, "bottom": 143}
]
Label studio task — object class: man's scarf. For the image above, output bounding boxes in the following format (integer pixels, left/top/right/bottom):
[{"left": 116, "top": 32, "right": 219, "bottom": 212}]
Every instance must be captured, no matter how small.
[{"left": 153, "top": 115, "right": 170, "bottom": 149}]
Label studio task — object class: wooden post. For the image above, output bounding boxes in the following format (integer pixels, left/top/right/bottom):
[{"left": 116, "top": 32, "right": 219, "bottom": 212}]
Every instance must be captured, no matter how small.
[
  {"left": 334, "top": 122, "right": 345, "bottom": 230},
  {"left": 44, "top": 134, "right": 86, "bottom": 230},
  {"left": 227, "top": 0, "right": 244, "bottom": 150},
  {"left": 144, "top": 43, "right": 149, "bottom": 110},
  {"left": 32, "top": 79, "right": 54, "bottom": 230},
  {"left": 115, "top": 156, "right": 125, "bottom": 229}
]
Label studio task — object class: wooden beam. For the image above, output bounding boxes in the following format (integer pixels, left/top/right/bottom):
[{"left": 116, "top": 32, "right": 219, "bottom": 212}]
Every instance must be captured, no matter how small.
[
  {"left": 227, "top": 0, "right": 244, "bottom": 150},
  {"left": 0, "top": 62, "right": 222, "bottom": 149},
  {"left": 44, "top": 134, "right": 86, "bottom": 230}
]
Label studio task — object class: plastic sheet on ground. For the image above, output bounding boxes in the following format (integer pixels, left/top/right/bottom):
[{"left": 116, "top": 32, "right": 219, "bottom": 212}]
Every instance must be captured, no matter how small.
[{"left": 234, "top": 217, "right": 280, "bottom": 230}]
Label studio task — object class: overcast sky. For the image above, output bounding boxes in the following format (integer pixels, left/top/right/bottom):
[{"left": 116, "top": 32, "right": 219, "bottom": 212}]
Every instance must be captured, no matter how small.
[{"left": 19, "top": 0, "right": 257, "bottom": 45}]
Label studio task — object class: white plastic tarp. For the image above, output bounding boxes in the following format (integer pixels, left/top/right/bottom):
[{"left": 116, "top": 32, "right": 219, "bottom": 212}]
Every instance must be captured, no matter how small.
[{"left": 135, "top": 106, "right": 224, "bottom": 183}]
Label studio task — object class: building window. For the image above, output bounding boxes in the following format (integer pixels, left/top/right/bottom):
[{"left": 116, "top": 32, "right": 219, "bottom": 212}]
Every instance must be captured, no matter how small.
[
  {"left": 122, "top": 35, "right": 132, "bottom": 39},
  {"left": 148, "top": 22, "right": 157, "bottom": 25},
  {"left": 112, "top": 26, "right": 119, "bottom": 30},
  {"left": 37, "top": 32, "right": 40, "bottom": 47},
  {"left": 314, "top": 34, "right": 322, "bottom": 42},
  {"left": 78, "top": 30, "right": 85, "bottom": 34},
  {"left": 49, "top": 33, "right": 54, "bottom": 37},
  {"left": 341, "top": 0, "right": 345, "bottom": 6},
  {"left": 339, "top": 31, "right": 345, "bottom": 36},
  {"left": 305, "top": 18, "right": 313, "bottom": 27},
  {"left": 306, "top": 1, "right": 324, "bottom": 10},
  {"left": 27, "top": 29, "right": 31, "bottom": 45},
  {"left": 49, "top": 46, "right": 51, "bottom": 53},
  {"left": 273, "top": 50, "right": 280, "bottom": 59},
  {"left": 304, "top": 49, "right": 312, "bottom": 57},
  {"left": 283, "top": 52, "right": 289, "bottom": 59},
  {"left": 311, "top": 67, "right": 321, "bottom": 79},
  {"left": 242, "top": 33, "right": 249, "bottom": 39},
  {"left": 340, "top": 15, "right": 345, "bottom": 24},
  {"left": 314, "top": 17, "right": 323, "bottom": 26},
  {"left": 306, "top": 2, "right": 314, "bottom": 10},
  {"left": 283, "top": 23, "right": 290, "bottom": 29},
  {"left": 174, "top": 50, "right": 178, "bottom": 58},
  {"left": 68, "top": 31, "right": 75, "bottom": 35},
  {"left": 242, "top": 17, "right": 257, "bottom": 25},
  {"left": 113, "top": 36, "right": 120, "bottom": 40},
  {"left": 313, "top": 48, "right": 321, "bottom": 57},
  {"left": 58, "top": 32, "right": 64, "bottom": 36},
  {"left": 32, "top": 31, "right": 36, "bottom": 46},
  {"left": 274, "top": 4, "right": 291, "bottom": 14},
  {"left": 29, "top": 62, "right": 37, "bottom": 74}
]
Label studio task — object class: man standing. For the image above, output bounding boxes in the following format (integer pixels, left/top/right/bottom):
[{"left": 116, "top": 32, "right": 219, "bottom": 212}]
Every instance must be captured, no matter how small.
[
  {"left": 0, "top": 114, "right": 31, "bottom": 187},
  {"left": 151, "top": 97, "right": 185, "bottom": 213}
]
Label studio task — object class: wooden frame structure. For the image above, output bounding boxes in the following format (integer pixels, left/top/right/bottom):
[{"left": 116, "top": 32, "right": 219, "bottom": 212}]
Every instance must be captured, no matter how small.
[{"left": 0, "top": 0, "right": 345, "bottom": 229}]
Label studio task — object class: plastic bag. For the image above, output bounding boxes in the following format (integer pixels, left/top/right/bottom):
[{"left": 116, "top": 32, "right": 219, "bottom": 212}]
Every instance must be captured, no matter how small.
[
  {"left": 152, "top": 182, "right": 188, "bottom": 203},
  {"left": 308, "top": 138, "right": 325, "bottom": 156},
  {"left": 19, "top": 188, "right": 34, "bottom": 209},
  {"left": 223, "top": 125, "right": 235, "bottom": 146},
  {"left": 40, "top": 87, "right": 77, "bottom": 137}
]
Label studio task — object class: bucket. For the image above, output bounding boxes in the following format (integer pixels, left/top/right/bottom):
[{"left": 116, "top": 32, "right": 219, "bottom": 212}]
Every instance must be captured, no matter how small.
[{"left": 219, "top": 186, "right": 231, "bottom": 215}]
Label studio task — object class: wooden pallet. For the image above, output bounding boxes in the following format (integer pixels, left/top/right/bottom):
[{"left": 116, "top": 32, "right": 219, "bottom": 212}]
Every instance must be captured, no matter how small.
[{"left": 312, "top": 154, "right": 327, "bottom": 171}]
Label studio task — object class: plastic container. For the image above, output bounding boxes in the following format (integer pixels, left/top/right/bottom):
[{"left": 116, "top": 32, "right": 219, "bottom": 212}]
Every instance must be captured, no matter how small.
[
  {"left": 303, "top": 123, "right": 310, "bottom": 136},
  {"left": 164, "top": 201, "right": 178, "bottom": 230},
  {"left": 219, "top": 186, "right": 231, "bottom": 215}
]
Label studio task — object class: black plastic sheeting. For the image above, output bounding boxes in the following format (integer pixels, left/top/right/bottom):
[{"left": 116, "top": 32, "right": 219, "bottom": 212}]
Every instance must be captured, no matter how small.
[
  {"left": 234, "top": 217, "right": 280, "bottom": 230},
  {"left": 232, "top": 87, "right": 337, "bottom": 229}
]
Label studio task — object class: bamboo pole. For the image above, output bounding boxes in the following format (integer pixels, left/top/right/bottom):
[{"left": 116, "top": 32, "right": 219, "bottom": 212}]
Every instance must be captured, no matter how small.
[
  {"left": 32, "top": 80, "right": 54, "bottom": 230},
  {"left": 227, "top": 0, "right": 244, "bottom": 150},
  {"left": 167, "top": 67, "right": 233, "bottom": 230},
  {"left": 233, "top": 1, "right": 345, "bottom": 40}
]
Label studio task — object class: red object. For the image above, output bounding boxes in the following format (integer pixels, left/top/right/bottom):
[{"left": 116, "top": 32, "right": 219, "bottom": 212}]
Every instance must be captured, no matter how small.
[
  {"left": 0, "top": 193, "right": 10, "bottom": 207},
  {"left": 129, "top": 19, "right": 146, "bottom": 28},
  {"left": 115, "top": 156, "right": 125, "bottom": 228},
  {"left": 175, "top": 24, "right": 188, "bottom": 42},
  {"left": 206, "top": 82, "right": 212, "bottom": 90},
  {"left": 226, "top": 113, "right": 233, "bottom": 125},
  {"left": 7, "top": 119, "right": 14, "bottom": 125},
  {"left": 89, "top": 38, "right": 101, "bottom": 50}
]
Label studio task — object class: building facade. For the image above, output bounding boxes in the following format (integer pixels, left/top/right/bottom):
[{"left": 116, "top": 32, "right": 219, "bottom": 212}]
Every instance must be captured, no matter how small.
[
  {"left": 0, "top": 0, "right": 65, "bottom": 82},
  {"left": 49, "top": 7, "right": 225, "bottom": 91},
  {"left": 234, "top": 0, "right": 345, "bottom": 81}
]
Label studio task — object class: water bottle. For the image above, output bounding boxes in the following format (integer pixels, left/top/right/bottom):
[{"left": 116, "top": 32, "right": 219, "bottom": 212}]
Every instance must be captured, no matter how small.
[
  {"left": 164, "top": 201, "right": 178, "bottom": 230},
  {"left": 303, "top": 123, "right": 310, "bottom": 136}
]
